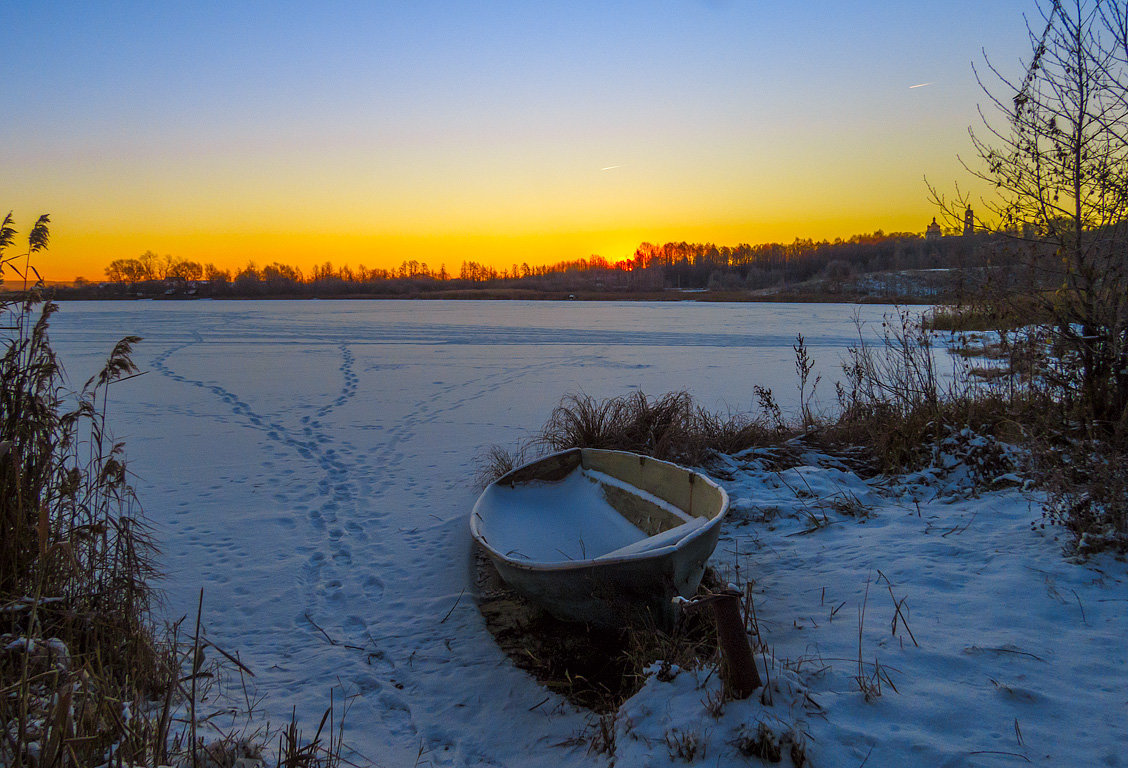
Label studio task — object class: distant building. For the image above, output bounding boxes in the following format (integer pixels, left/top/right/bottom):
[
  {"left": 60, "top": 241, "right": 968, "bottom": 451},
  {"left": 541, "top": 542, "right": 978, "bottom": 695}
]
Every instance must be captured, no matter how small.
[
  {"left": 926, "top": 217, "right": 942, "bottom": 240},
  {"left": 963, "top": 207, "right": 974, "bottom": 236}
]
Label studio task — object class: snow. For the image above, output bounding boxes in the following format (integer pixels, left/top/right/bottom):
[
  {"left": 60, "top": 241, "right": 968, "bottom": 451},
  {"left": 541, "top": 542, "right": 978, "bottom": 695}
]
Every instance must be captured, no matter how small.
[
  {"left": 473, "top": 471, "right": 649, "bottom": 563},
  {"left": 41, "top": 300, "right": 1128, "bottom": 767},
  {"left": 698, "top": 448, "right": 1128, "bottom": 767},
  {"left": 473, "top": 464, "right": 709, "bottom": 564}
]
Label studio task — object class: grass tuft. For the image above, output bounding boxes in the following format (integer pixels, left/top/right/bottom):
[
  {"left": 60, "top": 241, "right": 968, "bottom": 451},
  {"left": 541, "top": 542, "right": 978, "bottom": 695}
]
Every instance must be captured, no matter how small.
[{"left": 475, "top": 390, "right": 779, "bottom": 483}]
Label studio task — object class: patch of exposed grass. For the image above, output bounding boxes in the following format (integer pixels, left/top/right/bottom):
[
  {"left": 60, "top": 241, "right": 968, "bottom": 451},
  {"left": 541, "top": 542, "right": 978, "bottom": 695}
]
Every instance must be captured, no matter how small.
[
  {"left": 924, "top": 299, "right": 1048, "bottom": 332},
  {"left": 482, "top": 311, "right": 1025, "bottom": 483},
  {"left": 536, "top": 390, "right": 710, "bottom": 463}
]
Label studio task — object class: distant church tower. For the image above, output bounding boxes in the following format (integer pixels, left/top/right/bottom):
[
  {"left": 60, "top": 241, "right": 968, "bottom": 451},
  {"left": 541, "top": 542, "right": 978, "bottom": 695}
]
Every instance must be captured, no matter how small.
[
  {"left": 963, "top": 206, "right": 974, "bottom": 236},
  {"left": 926, "top": 217, "right": 942, "bottom": 240}
]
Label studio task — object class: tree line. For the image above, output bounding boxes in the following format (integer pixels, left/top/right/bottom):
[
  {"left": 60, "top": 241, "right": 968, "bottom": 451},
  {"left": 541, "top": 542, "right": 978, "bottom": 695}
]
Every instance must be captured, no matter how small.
[{"left": 92, "top": 229, "right": 996, "bottom": 299}]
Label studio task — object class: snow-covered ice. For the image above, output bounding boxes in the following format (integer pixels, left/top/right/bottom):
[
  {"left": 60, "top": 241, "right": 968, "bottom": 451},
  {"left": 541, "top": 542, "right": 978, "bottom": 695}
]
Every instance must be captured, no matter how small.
[{"left": 44, "top": 300, "right": 1126, "bottom": 767}]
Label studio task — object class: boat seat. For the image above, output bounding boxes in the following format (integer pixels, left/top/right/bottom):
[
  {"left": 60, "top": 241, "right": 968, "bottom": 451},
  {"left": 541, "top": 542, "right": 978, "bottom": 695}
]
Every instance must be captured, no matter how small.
[{"left": 594, "top": 516, "right": 706, "bottom": 561}]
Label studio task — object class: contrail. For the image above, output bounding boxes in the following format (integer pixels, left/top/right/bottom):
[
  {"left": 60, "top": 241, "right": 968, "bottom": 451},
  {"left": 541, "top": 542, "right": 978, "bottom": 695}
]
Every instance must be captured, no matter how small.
[
  {"left": 909, "top": 82, "right": 933, "bottom": 89},
  {"left": 600, "top": 164, "right": 623, "bottom": 171}
]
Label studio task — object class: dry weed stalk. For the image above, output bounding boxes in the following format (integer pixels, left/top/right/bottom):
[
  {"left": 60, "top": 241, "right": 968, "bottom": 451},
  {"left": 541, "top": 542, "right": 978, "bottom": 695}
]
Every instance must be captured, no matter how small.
[
  {"left": 586, "top": 713, "right": 616, "bottom": 756},
  {"left": 853, "top": 577, "right": 899, "bottom": 703}
]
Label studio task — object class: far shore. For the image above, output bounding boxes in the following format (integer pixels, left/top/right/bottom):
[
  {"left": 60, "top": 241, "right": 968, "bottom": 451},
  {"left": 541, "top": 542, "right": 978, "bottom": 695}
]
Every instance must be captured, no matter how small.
[{"left": 7, "top": 286, "right": 937, "bottom": 305}]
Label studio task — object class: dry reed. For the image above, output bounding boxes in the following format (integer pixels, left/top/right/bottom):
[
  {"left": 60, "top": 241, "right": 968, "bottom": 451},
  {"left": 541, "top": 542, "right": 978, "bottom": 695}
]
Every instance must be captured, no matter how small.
[{"left": 1, "top": 214, "right": 350, "bottom": 767}]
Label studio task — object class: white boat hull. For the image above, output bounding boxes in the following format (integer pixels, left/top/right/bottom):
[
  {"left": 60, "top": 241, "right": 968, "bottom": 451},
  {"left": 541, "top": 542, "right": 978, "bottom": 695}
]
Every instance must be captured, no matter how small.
[{"left": 470, "top": 448, "right": 729, "bottom": 626}]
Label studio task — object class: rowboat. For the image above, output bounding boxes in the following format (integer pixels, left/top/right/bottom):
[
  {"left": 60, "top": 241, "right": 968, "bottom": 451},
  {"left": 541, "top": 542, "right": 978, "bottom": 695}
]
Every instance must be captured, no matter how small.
[{"left": 470, "top": 448, "right": 729, "bottom": 627}]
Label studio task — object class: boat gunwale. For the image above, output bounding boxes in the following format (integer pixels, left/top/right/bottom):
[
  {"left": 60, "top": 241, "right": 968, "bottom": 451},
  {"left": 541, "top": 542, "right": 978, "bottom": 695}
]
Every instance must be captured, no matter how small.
[{"left": 469, "top": 448, "right": 729, "bottom": 573}]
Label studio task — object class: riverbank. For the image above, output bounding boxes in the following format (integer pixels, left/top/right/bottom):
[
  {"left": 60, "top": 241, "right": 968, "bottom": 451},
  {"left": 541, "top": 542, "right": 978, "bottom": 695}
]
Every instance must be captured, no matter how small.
[{"left": 13, "top": 285, "right": 937, "bottom": 304}]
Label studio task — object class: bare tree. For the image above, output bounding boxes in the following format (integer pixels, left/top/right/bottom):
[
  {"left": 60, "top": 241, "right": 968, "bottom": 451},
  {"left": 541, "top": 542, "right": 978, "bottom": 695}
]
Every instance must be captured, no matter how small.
[{"left": 937, "top": 0, "right": 1128, "bottom": 432}]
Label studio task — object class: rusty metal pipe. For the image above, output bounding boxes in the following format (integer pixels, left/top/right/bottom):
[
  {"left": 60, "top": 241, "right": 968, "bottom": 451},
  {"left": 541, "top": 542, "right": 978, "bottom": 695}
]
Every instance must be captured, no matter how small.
[{"left": 680, "top": 589, "right": 761, "bottom": 698}]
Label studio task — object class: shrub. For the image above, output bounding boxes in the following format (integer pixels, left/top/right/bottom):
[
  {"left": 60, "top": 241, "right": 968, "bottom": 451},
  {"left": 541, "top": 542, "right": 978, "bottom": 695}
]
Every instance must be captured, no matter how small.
[{"left": 1037, "top": 437, "right": 1128, "bottom": 553}]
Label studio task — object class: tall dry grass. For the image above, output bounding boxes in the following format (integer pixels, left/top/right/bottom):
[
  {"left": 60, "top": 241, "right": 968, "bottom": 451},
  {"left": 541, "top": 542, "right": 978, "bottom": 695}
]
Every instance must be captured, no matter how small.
[
  {"left": 535, "top": 390, "right": 775, "bottom": 467},
  {"left": 1, "top": 215, "right": 352, "bottom": 766},
  {"left": 826, "top": 310, "right": 1027, "bottom": 472},
  {"left": 482, "top": 310, "right": 1034, "bottom": 487},
  {"left": 0, "top": 214, "right": 172, "bottom": 765}
]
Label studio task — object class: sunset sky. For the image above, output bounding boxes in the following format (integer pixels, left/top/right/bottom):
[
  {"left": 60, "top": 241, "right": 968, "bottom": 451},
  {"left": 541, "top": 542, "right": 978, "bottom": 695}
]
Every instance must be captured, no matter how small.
[{"left": 3, "top": 1, "right": 1033, "bottom": 281}]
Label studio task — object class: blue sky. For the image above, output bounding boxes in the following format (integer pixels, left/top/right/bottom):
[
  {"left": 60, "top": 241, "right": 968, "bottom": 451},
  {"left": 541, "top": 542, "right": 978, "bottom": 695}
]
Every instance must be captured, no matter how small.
[{"left": 2, "top": 1, "right": 1034, "bottom": 278}]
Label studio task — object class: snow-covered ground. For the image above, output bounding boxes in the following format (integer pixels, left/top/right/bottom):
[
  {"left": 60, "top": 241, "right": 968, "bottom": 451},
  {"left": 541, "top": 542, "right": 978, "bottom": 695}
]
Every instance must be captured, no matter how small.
[
  {"left": 627, "top": 446, "right": 1127, "bottom": 767},
  {"left": 46, "top": 300, "right": 1126, "bottom": 767}
]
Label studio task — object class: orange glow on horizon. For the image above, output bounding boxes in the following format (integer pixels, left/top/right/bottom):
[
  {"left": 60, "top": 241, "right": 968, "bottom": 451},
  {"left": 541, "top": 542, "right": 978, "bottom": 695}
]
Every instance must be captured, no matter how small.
[
  {"left": 12, "top": 104, "right": 981, "bottom": 283},
  {"left": 29, "top": 206, "right": 946, "bottom": 283}
]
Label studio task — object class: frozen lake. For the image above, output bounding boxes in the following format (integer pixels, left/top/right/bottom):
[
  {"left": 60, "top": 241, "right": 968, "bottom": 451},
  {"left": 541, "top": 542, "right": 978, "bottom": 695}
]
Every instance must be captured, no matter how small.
[
  {"left": 47, "top": 299, "right": 910, "bottom": 766},
  {"left": 50, "top": 299, "right": 903, "bottom": 417}
]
